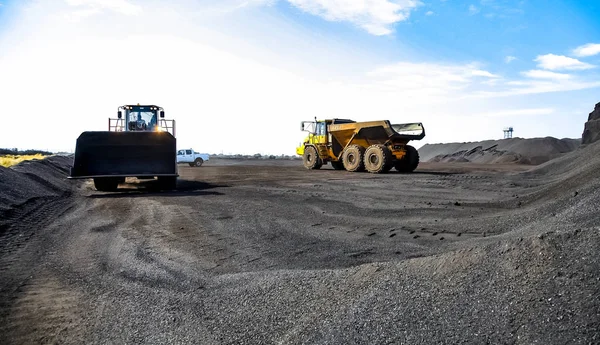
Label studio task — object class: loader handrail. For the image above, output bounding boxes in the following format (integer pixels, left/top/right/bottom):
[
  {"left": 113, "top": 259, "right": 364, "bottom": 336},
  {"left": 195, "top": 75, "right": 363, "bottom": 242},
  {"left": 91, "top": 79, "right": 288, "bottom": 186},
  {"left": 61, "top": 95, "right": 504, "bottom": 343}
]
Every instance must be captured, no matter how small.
[
  {"left": 108, "top": 118, "right": 175, "bottom": 136},
  {"left": 109, "top": 118, "right": 125, "bottom": 132}
]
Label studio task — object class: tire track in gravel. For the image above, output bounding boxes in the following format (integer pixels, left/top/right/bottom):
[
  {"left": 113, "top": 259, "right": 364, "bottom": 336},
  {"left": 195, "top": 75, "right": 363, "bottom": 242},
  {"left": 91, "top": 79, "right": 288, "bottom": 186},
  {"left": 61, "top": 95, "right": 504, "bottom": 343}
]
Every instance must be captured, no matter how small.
[{"left": 0, "top": 195, "right": 88, "bottom": 345}]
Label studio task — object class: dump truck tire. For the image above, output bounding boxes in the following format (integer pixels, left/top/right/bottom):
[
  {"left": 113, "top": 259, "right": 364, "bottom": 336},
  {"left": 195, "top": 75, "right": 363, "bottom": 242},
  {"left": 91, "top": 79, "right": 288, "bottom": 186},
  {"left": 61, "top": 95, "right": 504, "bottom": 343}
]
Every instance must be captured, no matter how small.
[
  {"left": 93, "top": 177, "right": 119, "bottom": 191},
  {"left": 158, "top": 176, "right": 177, "bottom": 190},
  {"left": 194, "top": 158, "right": 204, "bottom": 167},
  {"left": 343, "top": 145, "right": 366, "bottom": 172},
  {"left": 364, "top": 144, "right": 392, "bottom": 173},
  {"left": 303, "top": 146, "right": 322, "bottom": 169},
  {"left": 331, "top": 160, "right": 344, "bottom": 170},
  {"left": 395, "top": 145, "right": 419, "bottom": 173}
]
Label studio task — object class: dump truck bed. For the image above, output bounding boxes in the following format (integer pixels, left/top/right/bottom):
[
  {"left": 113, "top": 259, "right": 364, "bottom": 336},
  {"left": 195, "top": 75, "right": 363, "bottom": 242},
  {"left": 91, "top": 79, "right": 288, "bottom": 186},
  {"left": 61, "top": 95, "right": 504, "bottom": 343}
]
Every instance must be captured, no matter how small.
[{"left": 328, "top": 121, "right": 425, "bottom": 148}]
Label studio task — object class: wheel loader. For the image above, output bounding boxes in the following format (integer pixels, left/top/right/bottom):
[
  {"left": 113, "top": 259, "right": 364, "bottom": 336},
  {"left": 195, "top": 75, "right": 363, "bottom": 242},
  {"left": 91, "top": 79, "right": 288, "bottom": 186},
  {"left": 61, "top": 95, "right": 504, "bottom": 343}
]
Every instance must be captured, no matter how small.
[
  {"left": 69, "top": 104, "right": 178, "bottom": 191},
  {"left": 296, "top": 119, "right": 425, "bottom": 173}
]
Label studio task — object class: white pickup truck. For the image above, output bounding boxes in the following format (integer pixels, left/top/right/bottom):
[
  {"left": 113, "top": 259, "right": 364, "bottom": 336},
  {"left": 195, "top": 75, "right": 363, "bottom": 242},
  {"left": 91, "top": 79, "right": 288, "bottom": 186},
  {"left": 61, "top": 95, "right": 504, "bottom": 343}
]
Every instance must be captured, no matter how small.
[{"left": 177, "top": 149, "right": 210, "bottom": 167}]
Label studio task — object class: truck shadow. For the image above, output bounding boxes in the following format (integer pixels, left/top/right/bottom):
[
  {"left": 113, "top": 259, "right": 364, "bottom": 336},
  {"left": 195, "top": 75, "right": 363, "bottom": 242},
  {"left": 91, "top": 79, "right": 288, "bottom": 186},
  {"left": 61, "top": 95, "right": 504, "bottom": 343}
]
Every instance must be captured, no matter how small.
[
  {"left": 403, "top": 171, "right": 458, "bottom": 176},
  {"left": 88, "top": 179, "right": 227, "bottom": 199}
]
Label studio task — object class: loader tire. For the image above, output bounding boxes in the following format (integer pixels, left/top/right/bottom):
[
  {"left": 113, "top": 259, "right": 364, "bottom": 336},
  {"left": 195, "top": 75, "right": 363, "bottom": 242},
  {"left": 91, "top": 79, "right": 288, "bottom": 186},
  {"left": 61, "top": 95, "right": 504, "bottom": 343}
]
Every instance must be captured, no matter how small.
[
  {"left": 158, "top": 176, "right": 177, "bottom": 190},
  {"left": 303, "top": 146, "right": 322, "bottom": 170},
  {"left": 343, "top": 145, "right": 366, "bottom": 172},
  {"left": 395, "top": 145, "right": 419, "bottom": 173},
  {"left": 364, "top": 144, "right": 392, "bottom": 173},
  {"left": 194, "top": 158, "right": 204, "bottom": 167},
  {"left": 331, "top": 160, "right": 344, "bottom": 170},
  {"left": 94, "top": 177, "right": 119, "bottom": 192}
]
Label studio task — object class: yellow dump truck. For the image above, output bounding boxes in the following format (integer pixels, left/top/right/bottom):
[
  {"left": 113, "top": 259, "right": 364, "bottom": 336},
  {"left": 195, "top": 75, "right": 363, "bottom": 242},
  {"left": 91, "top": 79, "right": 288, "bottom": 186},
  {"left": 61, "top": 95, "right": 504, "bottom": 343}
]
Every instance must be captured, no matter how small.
[{"left": 296, "top": 119, "right": 425, "bottom": 173}]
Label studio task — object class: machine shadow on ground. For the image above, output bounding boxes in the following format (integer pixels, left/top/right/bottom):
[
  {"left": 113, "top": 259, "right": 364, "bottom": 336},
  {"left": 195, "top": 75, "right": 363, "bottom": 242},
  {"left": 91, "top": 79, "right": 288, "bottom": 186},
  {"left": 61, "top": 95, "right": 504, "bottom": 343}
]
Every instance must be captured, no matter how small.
[{"left": 88, "top": 179, "right": 227, "bottom": 199}]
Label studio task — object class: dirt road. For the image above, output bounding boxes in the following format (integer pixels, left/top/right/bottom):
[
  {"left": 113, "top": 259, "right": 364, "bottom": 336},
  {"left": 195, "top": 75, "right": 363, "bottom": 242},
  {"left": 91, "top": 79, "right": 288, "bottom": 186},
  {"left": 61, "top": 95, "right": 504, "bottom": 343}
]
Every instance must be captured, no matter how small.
[{"left": 0, "top": 159, "right": 598, "bottom": 344}]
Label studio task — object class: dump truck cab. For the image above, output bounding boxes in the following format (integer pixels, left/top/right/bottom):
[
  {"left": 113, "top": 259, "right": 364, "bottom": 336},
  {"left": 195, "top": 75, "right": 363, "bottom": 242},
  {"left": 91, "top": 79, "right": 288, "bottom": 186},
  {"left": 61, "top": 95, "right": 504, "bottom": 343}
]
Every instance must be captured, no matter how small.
[
  {"left": 297, "top": 119, "right": 425, "bottom": 173},
  {"left": 69, "top": 104, "right": 178, "bottom": 191}
]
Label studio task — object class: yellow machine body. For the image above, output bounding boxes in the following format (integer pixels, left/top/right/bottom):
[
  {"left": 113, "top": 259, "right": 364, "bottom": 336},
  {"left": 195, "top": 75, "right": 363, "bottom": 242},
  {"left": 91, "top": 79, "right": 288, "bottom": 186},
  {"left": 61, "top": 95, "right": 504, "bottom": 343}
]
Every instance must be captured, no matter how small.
[{"left": 296, "top": 119, "right": 425, "bottom": 173}]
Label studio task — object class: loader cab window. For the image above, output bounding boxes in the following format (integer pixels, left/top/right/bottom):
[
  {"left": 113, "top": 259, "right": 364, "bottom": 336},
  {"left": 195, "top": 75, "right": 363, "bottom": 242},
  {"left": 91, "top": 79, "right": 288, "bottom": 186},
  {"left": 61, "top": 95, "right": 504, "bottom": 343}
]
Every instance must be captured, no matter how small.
[
  {"left": 316, "top": 122, "right": 326, "bottom": 136},
  {"left": 128, "top": 111, "right": 157, "bottom": 130}
]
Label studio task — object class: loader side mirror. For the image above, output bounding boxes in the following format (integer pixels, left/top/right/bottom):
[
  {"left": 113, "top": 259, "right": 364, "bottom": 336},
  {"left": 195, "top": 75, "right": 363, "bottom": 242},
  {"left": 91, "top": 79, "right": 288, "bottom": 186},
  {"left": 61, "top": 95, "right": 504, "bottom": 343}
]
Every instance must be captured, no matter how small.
[
  {"left": 160, "top": 111, "right": 165, "bottom": 118},
  {"left": 117, "top": 111, "right": 122, "bottom": 119}
]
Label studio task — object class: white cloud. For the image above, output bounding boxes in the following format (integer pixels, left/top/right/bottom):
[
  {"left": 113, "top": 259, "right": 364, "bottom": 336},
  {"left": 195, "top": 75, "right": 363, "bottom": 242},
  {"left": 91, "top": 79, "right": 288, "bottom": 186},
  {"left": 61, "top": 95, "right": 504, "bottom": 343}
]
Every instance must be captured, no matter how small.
[
  {"left": 468, "top": 4, "right": 479, "bottom": 15},
  {"left": 504, "top": 55, "right": 516, "bottom": 63},
  {"left": 474, "top": 79, "right": 600, "bottom": 98},
  {"left": 535, "top": 54, "right": 595, "bottom": 71},
  {"left": 286, "top": 0, "right": 421, "bottom": 36},
  {"left": 365, "top": 62, "right": 500, "bottom": 98},
  {"left": 471, "top": 69, "right": 499, "bottom": 78},
  {"left": 65, "top": 0, "right": 142, "bottom": 16},
  {"left": 572, "top": 43, "right": 600, "bottom": 58},
  {"left": 425, "top": 10, "right": 433, "bottom": 16},
  {"left": 481, "top": 108, "right": 555, "bottom": 118},
  {"left": 521, "top": 69, "right": 571, "bottom": 80},
  {"left": 203, "top": 0, "right": 277, "bottom": 13}
]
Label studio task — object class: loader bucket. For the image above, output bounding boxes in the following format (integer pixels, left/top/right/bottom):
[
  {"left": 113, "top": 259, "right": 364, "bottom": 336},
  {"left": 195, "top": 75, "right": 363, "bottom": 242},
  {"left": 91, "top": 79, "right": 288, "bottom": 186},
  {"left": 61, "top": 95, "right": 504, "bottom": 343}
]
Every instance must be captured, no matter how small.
[{"left": 69, "top": 131, "right": 177, "bottom": 178}]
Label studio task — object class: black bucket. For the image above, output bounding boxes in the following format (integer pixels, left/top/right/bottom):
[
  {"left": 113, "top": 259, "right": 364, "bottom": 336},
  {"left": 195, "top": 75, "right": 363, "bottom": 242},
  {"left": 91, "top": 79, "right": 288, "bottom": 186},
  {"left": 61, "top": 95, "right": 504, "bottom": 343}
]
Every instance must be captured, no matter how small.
[{"left": 70, "top": 131, "right": 177, "bottom": 178}]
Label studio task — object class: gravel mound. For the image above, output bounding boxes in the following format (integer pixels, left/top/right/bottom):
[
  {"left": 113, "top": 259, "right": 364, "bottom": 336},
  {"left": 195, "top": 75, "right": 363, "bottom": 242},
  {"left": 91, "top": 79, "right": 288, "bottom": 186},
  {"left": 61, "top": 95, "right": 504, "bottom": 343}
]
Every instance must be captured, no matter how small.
[
  {"left": 0, "top": 156, "right": 73, "bottom": 214},
  {"left": 420, "top": 137, "right": 580, "bottom": 165},
  {"left": 207, "top": 228, "right": 599, "bottom": 344},
  {"left": 207, "top": 140, "right": 600, "bottom": 343}
]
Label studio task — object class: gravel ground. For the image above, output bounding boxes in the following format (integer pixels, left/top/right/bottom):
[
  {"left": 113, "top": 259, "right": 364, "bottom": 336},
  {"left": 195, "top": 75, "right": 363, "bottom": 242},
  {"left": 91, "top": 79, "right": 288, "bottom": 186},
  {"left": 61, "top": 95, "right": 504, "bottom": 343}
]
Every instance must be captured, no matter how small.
[{"left": 0, "top": 144, "right": 599, "bottom": 344}]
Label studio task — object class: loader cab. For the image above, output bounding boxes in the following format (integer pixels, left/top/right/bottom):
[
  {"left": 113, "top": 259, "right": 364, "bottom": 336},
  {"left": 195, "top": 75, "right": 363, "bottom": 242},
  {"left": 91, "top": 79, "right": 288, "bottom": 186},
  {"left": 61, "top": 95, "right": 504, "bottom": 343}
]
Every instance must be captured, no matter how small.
[
  {"left": 119, "top": 105, "right": 162, "bottom": 132},
  {"left": 112, "top": 104, "right": 175, "bottom": 135}
]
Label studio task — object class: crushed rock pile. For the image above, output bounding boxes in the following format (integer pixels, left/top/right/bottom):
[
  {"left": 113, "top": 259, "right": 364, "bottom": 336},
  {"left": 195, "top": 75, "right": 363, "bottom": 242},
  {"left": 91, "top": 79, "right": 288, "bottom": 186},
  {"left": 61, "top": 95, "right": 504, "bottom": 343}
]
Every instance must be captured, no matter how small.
[
  {"left": 0, "top": 156, "right": 73, "bottom": 215},
  {"left": 211, "top": 140, "right": 600, "bottom": 343},
  {"left": 419, "top": 137, "right": 580, "bottom": 165},
  {"left": 582, "top": 102, "right": 600, "bottom": 145}
]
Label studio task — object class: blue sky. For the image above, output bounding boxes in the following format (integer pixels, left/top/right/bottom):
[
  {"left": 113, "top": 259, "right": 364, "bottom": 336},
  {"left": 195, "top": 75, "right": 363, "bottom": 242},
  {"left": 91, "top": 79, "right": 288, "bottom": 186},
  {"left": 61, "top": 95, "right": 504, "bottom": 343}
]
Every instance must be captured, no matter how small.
[{"left": 0, "top": 0, "right": 599, "bottom": 154}]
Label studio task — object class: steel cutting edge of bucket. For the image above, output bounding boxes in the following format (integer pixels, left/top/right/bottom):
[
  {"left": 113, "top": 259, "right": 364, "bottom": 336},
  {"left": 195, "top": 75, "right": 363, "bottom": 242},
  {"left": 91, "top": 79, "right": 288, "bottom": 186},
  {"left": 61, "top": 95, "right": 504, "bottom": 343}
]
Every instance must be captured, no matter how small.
[{"left": 69, "top": 131, "right": 177, "bottom": 178}]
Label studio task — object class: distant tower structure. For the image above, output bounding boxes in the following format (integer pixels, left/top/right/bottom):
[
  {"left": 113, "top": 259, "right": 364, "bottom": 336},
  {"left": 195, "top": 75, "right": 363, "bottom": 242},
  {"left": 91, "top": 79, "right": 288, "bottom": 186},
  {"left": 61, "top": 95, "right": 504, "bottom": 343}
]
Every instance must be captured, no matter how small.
[{"left": 503, "top": 127, "right": 514, "bottom": 139}]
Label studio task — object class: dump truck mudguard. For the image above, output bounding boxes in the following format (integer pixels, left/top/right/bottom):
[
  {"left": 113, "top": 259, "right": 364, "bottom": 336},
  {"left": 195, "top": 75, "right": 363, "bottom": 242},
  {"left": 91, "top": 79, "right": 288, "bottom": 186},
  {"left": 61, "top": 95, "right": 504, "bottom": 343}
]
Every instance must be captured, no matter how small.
[{"left": 69, "top": 131, "right": 177, "bottom": 178}]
